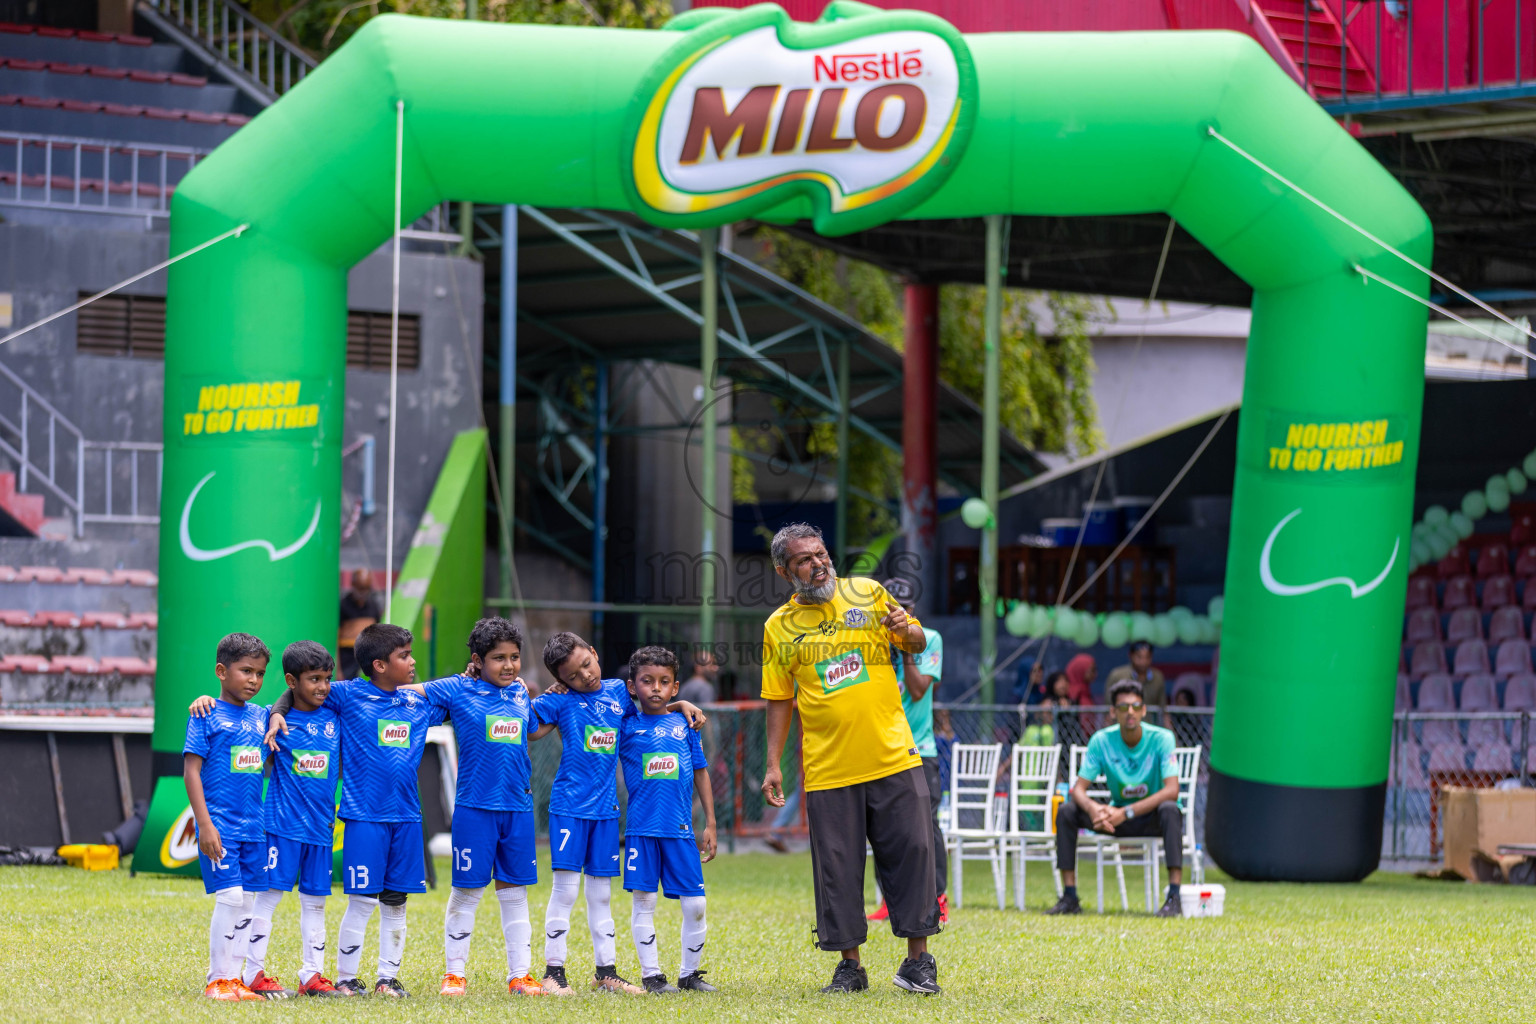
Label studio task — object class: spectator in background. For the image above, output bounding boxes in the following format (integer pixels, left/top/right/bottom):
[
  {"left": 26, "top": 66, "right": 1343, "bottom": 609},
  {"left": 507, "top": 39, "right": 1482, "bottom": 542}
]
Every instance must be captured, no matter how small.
[
  {"left": 1107, "top": 641, "right": 1167, "bottom": 718},
  {"left": 1064, "top": 653, "right": 1097, "bottom": 706},
  {"left": 337, "top": 568, "right": 381, "bottom": 678},
  {"left": 1014, "top": 656, "right": 1044, "bottom": 705},
  {"left": 933, "top": 708, "right": 954, "bottom": 799},
  {"left": 679, "top": 650, "right": 720, "bottom": 706},
  {"left": 870, "top": 578, "right": 948, "bottom": 924}
]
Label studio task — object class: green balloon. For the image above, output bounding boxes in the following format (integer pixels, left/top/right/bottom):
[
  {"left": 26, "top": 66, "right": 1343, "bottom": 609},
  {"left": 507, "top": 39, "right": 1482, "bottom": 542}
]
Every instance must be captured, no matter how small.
[
  {"left": 960, "top": 496, "right": 992, "bottom": 530},
  {"left": 1424, "top": 505, "right": 1450, "bottom": 527},
  {"left": 1427, "top": 531, "right": 1451, "bottom": 561},
  {"left": 1411, "top": 521, "right": 1432, "bottom": 540},
  {"left": 1450, "top": 511, "right": 1475, "bottom": 540},
  {"left": 1207, "top": 595, "right": 1224, "bottom": 625},
  {"left": 1004, "top": 602, "right": 1031, "bottom": 637},
  {"left": 1129, "top": 612, "right": 1154, "bottom": 643},
  {"left": 1029, "top": 605, "right": 1053, "bottom": 637},
  {"left": 1101, "top": 613, "right": 1130, "bottom": 648},
  {"left": 1054, "top": 607, "right": 1079, "bottom": 638},
  {"left": 1175, "top": 615, "right": 1202, "bottom": 645},
  {"left": 1076, "top": 616, "right": 1099, "bottom": 648},
  {"left": 1507, "top": 469, "right": 1528, "bottom": 495},
  {"left": 1170, "top": 604, "right": 1195, "bottom": 622},
  {"left": 1152, "top": 615, "right": 1178, "bottom": 648},
  {"left": 1410, "top": 537, "right": 1432, "bottom": 565},
  {"left": 1463, "top": 490, "right": 1489, "bottom": 520},
  {"left": 1525, "top": 452, "right": 1536, "bottom": 480},
  {"left": 1488, "top": 487, "right": 1511, "bottom": 514},
  {"left": 1196, "top": 617, "right": 1220, "bottom": 645}
]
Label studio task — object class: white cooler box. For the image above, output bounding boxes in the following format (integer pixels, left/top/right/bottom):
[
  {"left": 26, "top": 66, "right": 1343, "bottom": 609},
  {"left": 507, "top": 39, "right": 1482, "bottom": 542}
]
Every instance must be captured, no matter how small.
[{"left": 1180, "top": 884, "right": 1226, "bottom": 918}]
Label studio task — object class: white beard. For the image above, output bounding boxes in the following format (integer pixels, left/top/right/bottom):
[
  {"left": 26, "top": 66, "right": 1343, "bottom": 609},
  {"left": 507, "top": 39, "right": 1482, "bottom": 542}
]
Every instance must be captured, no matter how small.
[{"left": 794, "top": 572, "right": 838, "bottom": 604}]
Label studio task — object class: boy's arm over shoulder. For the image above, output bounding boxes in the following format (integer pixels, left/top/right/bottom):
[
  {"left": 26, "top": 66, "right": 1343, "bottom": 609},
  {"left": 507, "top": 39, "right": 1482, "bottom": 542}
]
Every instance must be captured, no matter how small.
[{"left": 687, "top": 724, "right": 708, "bottom": 770}]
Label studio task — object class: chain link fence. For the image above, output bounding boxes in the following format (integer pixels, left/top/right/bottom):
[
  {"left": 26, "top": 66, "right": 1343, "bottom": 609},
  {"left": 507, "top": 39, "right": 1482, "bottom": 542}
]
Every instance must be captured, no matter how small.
[
  {"left": 1387, "top": 711, "right": 1534, "bottom": 865},
  {"left": 512, "top": 702, "right": 1519, "bottom": 868}
]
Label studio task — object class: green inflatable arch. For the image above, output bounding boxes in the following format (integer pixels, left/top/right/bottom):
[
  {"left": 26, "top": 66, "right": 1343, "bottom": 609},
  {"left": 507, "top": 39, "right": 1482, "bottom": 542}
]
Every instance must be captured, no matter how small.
[{"left": 156, "top": 2, "right": 1430, "bottom": 881}]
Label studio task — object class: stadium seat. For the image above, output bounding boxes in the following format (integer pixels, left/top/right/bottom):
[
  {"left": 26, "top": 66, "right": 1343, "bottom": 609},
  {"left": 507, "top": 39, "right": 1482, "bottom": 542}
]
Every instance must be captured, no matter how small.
[
  {"left": 1467, "top": 717, "right": 1507, "bottom": 748},
  {"left": 3, "top": 654, "right": 49, "bottom": 672},
  {"left": 1405, "top": 575, "right": 1436, "bottom": 611},
  {"left": 1516, "top": 545, "right": 1536, "bottom": 578},
  {"left": 1494, "top": 641, "right": 1533, "bottom": 679},
  {"left": 1460, "top": 674, "right": 1499, "bottom": 711},
  {"left": 1477, "top": 542, "right": 1512, "bottom": 578},
  {"left": 1416, "top": 675, "right": 1456, "bottom": 746},
  {"left": 1437, "top": 545, "right": 1472, "bottom": 578},
  {"left": 80, "top": 611, "right": 128, "bottom": 629},
  {"left": 32, "top": 610, "right": 81, "bottom": 628},
  {"left": 125, "top": 612, "right": 157, "bottom": 629},
  {"left": 1483, "top": 574, "right": 1517, "bottom": 611},
  {"left": 1442, "top": 575, "right": 1476, "bottom": 611},
  {"left": 1453, "top": 639, "right": 1491, "bottom": 676},
  {"left": 0, "top": 609, "right": 30, "bottom": 626},
  {"left": 1396, "top": 673, "right": 1412, "bottom": 710},
  {"left": 1426, "top": 744, "right": 1470, "bottom": 773},
  {"left": 1504, "top": 674, "right": 1536, "bottom": 712},
  {"left": 1513, "top": 511, "right": 1536, "bottom": 546},
  {"left": 108, "top": 569, "right": 157, "bottom": 586},
  {"left": 1397, "top": 743, "right": 1429, "bottom": 788},
  {"left": 1446, "top": 607, "right": 1483, "bottom": 644},
  {"left": 1405, "top": 607, "right": 1442, "bottom": 643},
  {"left": 1488, "top": 606, "right": 1527, "bottom": 645},
  {"left": 1472, "top": 743, "right": 1515, "bottom": 776},
  {"left": 49, "top": 655, "right": 98, "bottom": 673},
  {"left": 99, "top": 656, "right": 154, "bottom": 675},
  {"left": 16, "top": 565, "right": 62, "bottom": 583},
  {"left": 1410, "top": 643, "right": 1449, "bottom": 681}
]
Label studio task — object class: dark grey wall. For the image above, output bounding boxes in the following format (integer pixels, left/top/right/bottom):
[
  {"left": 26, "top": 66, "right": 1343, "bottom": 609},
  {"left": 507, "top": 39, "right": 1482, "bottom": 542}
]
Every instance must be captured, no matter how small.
[{"left": 0, "top": 219, "right": 484, "bottom": 574}]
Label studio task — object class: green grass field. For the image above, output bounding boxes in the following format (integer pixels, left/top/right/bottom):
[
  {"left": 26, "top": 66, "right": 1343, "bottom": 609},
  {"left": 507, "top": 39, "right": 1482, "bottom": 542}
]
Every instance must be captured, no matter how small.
[{"left": 1, "top": 852, "right": 1531, "bottom": 1022}]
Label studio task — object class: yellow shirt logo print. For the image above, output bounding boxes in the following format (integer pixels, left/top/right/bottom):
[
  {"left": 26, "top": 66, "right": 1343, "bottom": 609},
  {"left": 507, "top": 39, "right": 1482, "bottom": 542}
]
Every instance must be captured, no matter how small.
[{"left": 816, "top": 649, "right": 870, "bottom": 694}]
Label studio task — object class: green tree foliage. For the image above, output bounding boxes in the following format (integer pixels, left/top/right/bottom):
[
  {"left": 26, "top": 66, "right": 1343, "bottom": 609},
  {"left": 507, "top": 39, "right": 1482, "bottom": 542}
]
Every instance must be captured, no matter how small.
[{"left": 246, "top": 0, "right": 671, "bottom": 56}]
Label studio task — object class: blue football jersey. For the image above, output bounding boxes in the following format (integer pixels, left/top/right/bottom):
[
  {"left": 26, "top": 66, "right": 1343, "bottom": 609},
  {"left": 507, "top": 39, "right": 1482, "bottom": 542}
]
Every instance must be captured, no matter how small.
[
  {"left": 265, "top": 704, "right": 341, "bottom": 847},
  {"left": 324, "top": 677, "right": 448, "bottom": 823},
  {"left": 183, "top": 699, "right": 269, "bottom": 843},
  {"left": 423, "top": 674, "right": 534, "bottom": 813},
  {"left": 531, "top": 678, "right": 631, "bottom": 820},
  {"left": 619, "top": 712, "right": 707, "bottom": 839}
]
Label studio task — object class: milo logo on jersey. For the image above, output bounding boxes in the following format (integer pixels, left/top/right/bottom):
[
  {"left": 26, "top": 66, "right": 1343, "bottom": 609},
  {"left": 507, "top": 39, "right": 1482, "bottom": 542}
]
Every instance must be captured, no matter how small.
[
  {"left": 487, "top": 716, "right": 524, "bottom": 744},
  {"left": 378, "top": 720, "right": 411, "bottom": 747},
  {"left": 230, "top": 746, "right": 262, "bottom": 773},
  {"left": 292, "top": 750, "right": 330, "bottom": 778},
  {"left": 584, "top": 725, "right": 618, "bottom": 753},
  {"left": 644, "top": 752, "right": 681, "bottom": 780},
  {"left": 815, "top": 649, "right": 870, "bottom": 694}
]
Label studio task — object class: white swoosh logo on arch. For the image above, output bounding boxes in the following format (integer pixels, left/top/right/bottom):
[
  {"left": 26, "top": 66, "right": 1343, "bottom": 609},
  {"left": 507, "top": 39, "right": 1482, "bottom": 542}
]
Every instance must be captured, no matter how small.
[
  {"left": 179, "top": 471, "right": 321, "bottom": 563},
  {"left": 1260, "top": 508, "right": 1398, "bottom": 599}
]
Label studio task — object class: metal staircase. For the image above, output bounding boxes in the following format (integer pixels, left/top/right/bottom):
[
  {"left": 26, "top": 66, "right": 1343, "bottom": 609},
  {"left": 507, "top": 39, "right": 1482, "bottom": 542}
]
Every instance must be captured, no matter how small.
[
  {"left": 1242, "top": 0, "right": 1377, "bottom": 99},
  {"left": 136, "top": 0, "right": 315, "bottom": 105}
]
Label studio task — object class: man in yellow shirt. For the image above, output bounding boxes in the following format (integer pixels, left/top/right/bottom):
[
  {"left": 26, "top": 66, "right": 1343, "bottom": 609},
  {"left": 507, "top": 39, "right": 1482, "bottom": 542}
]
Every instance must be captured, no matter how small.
[{"left": 760, "top": 523, "right": 941, "bottom": 996}]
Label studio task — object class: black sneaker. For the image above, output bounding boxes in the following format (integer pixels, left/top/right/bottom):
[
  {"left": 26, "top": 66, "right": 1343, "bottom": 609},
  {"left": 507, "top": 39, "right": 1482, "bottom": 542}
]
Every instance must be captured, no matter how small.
[
  {"left": 541, "top": 965, "right": 573, "bottom": 996},
  {"left": 1155, "top": 893, "right": 1183, "bottom": 918},
  {"left": 1046, "top": 892, "right": 1083, "bottom": 915},
  {"left": 642, "top": 973, "right": 679, "bottom": 994},
  {"left": 592, "top": 965, "right": 645, "bottom": 995},
  {"left": 820, "top": 958, "right": 868, "bottom": 994},
  {"left": 373, "top": 977, "right": 408, "bottom": 998},
  {"left": 334, "top": 979, "right": 368, "bottom": 997},
  {"left": 677, "top": 970, "right": 717, "bottom": 992},
  {"left": 893, "top": 952, "right": 941, "bottom": 995}
]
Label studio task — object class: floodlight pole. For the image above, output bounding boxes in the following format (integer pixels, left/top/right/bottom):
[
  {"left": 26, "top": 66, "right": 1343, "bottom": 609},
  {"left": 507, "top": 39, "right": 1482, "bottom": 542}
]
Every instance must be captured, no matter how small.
[
  {"left": 498, "top": 205, "right": 517, "bottom": 605},
  {"left": 980, "top": 214, "right": 1004, "bottom": 708},
  {"left": 700, "top": 227, "right": 719, "bottom": 651},
  {"left": 835, "top": 336, "right": 850, "bottom": 563}
]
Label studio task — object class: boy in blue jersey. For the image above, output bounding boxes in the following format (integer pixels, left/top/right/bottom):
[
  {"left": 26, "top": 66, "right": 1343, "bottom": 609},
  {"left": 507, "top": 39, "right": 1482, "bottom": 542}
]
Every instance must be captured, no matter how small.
[
  {"left": 620, "top": 646, "right": 717, "bottom": 995},
  {"left": 418, "top": 617, "right": 555, "bottom": 998},
  {"left": 182, "top": 632, "right": 271, "bottom": 1002},
  {"left": 262, "top": 622, "right": 449, "bottom": 998},
  {"left": 243, "top": 641, "right": 343, "bottom": 998},
  {"left": 532, "top": 632, "right": 707, "bottom": 995}
]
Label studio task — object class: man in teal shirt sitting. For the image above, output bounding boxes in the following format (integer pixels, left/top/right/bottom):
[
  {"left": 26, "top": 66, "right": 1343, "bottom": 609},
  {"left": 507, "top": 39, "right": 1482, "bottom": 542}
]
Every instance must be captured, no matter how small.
[
  {"left": 869, "top": 578, "right": 948, "bottom": 924},
  {"left": 1047, "top": 678, "right": 1184, "bottom": 918}
]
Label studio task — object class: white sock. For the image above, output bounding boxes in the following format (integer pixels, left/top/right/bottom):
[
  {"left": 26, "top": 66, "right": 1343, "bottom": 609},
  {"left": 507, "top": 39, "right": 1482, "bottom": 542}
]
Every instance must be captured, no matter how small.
[
  {"left": 208, "top": 887, "right": 245, "bottom": 983},
  {"left": 585, "top": 874, "right": 616, "bottom": 968},
  {"left": 337, "top": 895, "right": 378, "bottom": 982},
  {"left": 543, "top": 871, "right": 580, "bottom": 967},
  {"left": 498, "top": 886, "right": 532, "bottom": 981},
  {"left": 378, "top": 903, "right": 407, "bottom": 981},
  {"left": 232, "top": 891, "right": 256, "bottom": 981},
  {"left": 679, "top": 895, "right": 707, "bottom": 977},
  {"left": 299, "top": 895, "right": 327, "bottom": 984},
  {"left": 242, "top": 890, "right": 284, "bottom": 985},
  {"left": 444, "top": 887, "right": 483, "bottom": 977},
  {"left": 631, "top": 890, "right": 660, "bottom": 977}
]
